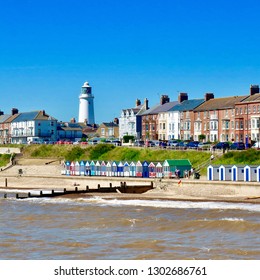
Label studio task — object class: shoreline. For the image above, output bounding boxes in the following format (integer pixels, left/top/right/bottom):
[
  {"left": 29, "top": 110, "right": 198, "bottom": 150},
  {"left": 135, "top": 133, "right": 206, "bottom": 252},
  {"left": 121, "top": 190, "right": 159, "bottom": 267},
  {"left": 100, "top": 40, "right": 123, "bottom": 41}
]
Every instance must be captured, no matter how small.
[{"left": 1, "top": 173, "right": 260, "bottom": 204}]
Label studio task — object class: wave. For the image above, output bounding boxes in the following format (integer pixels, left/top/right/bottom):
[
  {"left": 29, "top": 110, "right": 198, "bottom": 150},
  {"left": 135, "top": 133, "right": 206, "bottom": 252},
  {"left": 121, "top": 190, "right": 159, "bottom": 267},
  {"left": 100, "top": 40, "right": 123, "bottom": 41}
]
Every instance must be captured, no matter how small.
[{"left": 13, "top": 195, "right": 260, "bottom": 213}]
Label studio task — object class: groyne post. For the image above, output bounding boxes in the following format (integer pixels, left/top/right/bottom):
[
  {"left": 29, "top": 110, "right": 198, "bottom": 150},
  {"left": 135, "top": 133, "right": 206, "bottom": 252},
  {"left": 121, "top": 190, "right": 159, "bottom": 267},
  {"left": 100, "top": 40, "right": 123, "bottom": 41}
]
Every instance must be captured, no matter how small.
[{"left": 5, "top": 178, "right": 7, "bottom": 187}]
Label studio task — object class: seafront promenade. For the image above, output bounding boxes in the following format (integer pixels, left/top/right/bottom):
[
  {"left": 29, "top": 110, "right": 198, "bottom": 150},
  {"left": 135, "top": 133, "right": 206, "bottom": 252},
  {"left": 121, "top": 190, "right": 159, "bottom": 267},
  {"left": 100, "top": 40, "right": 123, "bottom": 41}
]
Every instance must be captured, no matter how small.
[{"left": 0, "top": 158, "right": 260, "bottom": 203}]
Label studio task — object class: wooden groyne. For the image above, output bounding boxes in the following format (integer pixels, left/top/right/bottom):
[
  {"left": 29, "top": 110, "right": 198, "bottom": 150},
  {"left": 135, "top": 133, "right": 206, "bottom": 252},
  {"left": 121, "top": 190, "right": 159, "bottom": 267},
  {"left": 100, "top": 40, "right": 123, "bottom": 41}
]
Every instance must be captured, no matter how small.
[{"left": 3, "top": 181, "right": 154, "bottom": 199}]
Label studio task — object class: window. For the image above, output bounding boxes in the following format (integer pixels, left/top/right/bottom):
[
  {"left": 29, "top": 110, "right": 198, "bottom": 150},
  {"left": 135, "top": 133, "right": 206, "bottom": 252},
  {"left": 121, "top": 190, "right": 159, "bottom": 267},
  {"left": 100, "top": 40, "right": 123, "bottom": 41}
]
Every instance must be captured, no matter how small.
[{"left": 101, "top": 128, "right": 105, "bottom": 136}]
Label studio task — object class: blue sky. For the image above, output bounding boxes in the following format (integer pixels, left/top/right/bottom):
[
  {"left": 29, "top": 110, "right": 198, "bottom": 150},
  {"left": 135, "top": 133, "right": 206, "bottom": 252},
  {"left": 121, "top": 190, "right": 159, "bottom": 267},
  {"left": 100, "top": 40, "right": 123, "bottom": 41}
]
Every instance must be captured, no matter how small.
[{"left": 1, "top": 0, "right": 260, "bottom": 123}]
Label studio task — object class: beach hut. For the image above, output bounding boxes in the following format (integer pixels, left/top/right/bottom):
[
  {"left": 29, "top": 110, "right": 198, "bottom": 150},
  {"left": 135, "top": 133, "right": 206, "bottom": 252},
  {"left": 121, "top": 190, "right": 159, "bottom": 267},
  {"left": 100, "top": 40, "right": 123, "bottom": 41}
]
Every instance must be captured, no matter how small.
[
  {"left": 90, "top": 160, "right": 96, "bottom": 176},
  {"left": 65, "top": 161, "right": 71, "bottom": 175},
  {"left": 95, "top": 161, "right": 101, "bottom": 176},
  {"left": 111, "top": 161, "right": 118, "bottom": 176},
  {"left": 118, "top": 161, "right": 124, "bottom": 177},
  {"left": 70, "top": 161, "right": 75, "bottom": 176},
  {"left": 244, "top": 165, "right": 258, "bottom": 182},
  {"left": 142, "top": 161, "right": 149, "bottom": 178},
  {"left": 156, "top": 162, "right": 163, "bottom": 178},
  {"left": 85, "top": 161, "right": 91, "bottom": 176},
  {"left": 79, "top": 160, "right": 85, "bottom": 176},
  {"left": 207, "top": 165, "right": 220, "bottom": 181},
  {"left": 257, "top": 166, "right": 260, "bottom": 182},
  {"left": 130, "top": 161, "right": 136, "bottom": 177},
  {"left": 219, "top": 165, "right": 232, "bottom": 181},
  {"left": 106, "top": 161, "right": 112, "bottom": 177},
  {"left": 74, "top": 161, "right": 80, "bottom": 176},
  {"left": 123, "top": 161, "right": 130, "bottom": 177},
  {"left": 163, "top": 159, "right": 192, "bottom": 178},
  {"left": 100, "top": 161, "right": 107, "bottom": 176},
  {"left": 148, "top": 162, "right": 156, "bottom": 178},
  {"left": 231, "top": 165, "right": 245, "bottom": 181},
  {"left": 136, "top": 161, "right": 143, "bottom": 177}
]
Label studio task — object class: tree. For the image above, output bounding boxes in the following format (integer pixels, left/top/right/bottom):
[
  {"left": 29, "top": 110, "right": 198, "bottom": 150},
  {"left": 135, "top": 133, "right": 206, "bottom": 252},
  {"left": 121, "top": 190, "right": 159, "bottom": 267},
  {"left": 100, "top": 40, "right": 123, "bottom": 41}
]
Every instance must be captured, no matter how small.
[{"left": 198, "top": 134, "right": 206, "bottom": 141}]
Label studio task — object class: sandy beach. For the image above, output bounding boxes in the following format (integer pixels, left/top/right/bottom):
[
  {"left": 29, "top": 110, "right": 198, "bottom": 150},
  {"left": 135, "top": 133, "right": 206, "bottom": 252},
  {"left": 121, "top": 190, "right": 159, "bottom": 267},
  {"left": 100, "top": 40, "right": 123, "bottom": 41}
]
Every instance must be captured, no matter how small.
[{"left": 0, "top": 160, "right": 260, "bottom": 204}]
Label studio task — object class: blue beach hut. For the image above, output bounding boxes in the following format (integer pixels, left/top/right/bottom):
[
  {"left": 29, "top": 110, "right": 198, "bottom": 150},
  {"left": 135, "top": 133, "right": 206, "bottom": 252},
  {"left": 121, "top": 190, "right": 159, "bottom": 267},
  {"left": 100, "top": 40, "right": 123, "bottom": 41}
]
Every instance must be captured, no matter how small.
[
  {"left": 118, "top": 161, "right": 124, "bottom": 177},
  {"left": 142, "top": 161, "right": 149, "bottom": 178},
  {"left": 123, "top": 162, "right": 130, "bottom": 177}
]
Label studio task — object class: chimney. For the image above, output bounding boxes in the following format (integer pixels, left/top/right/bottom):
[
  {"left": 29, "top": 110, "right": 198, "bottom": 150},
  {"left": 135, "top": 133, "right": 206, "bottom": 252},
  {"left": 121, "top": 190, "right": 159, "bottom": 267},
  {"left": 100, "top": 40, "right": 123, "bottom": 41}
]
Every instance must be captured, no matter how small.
[
  {"left": 136, "top": 99, "right": 141, "bottom": 107},
  {"left": 178, "top": 93, "right": 188, "bottom": 103},
  {"left": 11, "top": 108, "right": 19, "bottom": 115},
  {"left": 113, "top": 117, "right": 119, "bottom": 124},
  {"left": 250, "top": 85, "right": 259, "bottom": 95},
  {"left": 70, "top": 117, "right": 76, "bottom": 123},
  {"left": 204, "top": 93, "right": 214, "bottom": 101},
  {"left": 0, "top": 110, "right": 4, "bottom": 116},
  {"left": 160, "top": 95, "right": 170, "bottom": 105},
  {"left": 144, "top": 98, "right": 149, "bottom": 110}
]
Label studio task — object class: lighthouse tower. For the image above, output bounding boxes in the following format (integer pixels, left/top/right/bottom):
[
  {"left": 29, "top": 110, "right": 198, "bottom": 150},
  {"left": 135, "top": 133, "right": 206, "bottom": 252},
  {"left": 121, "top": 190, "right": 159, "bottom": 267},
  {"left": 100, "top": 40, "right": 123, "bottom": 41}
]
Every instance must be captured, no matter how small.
[{"left": 78, "top": 81, "right": 95, "bottom": 124}]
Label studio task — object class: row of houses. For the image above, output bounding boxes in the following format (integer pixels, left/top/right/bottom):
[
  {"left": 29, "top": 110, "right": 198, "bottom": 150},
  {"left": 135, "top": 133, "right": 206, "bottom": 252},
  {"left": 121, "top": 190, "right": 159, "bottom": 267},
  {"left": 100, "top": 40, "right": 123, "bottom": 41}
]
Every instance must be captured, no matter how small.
[
  {"left": 62, "top": 159, "right": 192, "bottom": 178},
  {"left": 119, "top": 85, "right": 260, "bottom": 143}
]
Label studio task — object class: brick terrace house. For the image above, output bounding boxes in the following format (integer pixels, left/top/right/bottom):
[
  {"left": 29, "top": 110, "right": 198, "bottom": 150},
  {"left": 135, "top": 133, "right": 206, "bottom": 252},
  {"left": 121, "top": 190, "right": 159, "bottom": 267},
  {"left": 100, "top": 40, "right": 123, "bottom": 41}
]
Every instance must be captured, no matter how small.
[
  {"left": 0, "top": 108, "right": 19, "bottom": 144},
  {"left": 140, "top": 95, "right": 177, "bottom": 140},
  {"left": 193, "top": 94, "right": 247, "bottom": 142},
  {"left": 234, "top": 85, "right": 260, "bottom": 143}
]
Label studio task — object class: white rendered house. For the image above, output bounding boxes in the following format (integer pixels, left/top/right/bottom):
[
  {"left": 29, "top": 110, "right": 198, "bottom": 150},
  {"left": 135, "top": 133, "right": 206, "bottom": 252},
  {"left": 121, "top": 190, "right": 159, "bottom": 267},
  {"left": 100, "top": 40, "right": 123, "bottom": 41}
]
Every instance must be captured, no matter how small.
[{"left": 10, "top": 111, "right": 57, "bottom": 144}]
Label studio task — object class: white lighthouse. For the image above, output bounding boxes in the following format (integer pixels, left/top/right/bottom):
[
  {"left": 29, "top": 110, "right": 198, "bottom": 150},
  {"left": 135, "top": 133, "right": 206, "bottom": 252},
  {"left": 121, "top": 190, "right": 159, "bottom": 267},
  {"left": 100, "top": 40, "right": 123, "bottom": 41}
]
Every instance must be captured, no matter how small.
[{"left": 78, "top": 81, "right": 95, "bottom": 124}]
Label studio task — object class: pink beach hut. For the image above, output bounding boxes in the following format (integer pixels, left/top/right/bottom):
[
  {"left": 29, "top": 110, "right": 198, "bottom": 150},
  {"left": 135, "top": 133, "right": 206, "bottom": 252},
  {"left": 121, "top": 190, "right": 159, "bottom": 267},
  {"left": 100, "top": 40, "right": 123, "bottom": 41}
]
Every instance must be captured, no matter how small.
[
  {"left": 136, "top": 161, "right": 143, "bottom": 177},
  {"left": 70, "top": 161, "right": 75, "bottom": 176},
  {"left": 100, "top": 161, "right": 107, "bottom": 176},
  {"left": 148, "top": 162, "right": 156, "bottom": 178}
]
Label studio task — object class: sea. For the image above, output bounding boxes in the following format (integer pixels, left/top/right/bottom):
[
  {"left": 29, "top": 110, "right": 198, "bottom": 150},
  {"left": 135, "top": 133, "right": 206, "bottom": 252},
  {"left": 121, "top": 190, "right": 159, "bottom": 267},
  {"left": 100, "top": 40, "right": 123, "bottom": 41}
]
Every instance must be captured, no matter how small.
[{"left": 1, "top": 188, "right": 260, "bottom": 260}]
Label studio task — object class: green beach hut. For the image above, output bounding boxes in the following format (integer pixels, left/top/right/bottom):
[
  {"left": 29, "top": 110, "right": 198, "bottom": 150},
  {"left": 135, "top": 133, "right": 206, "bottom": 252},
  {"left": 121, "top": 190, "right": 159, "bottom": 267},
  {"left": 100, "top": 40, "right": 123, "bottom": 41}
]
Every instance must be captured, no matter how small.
[{"left": 163, "top": 159, "right": 192, "bottom": 178}]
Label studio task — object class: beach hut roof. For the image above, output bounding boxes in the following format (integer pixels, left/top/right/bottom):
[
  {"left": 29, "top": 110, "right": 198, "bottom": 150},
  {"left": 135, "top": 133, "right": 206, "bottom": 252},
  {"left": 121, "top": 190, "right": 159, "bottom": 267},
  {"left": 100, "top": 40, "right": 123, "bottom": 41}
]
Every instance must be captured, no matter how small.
[
  {"left": 136, "top": 161, "right": 142, "bottom": 166},
  {"left": 130, "top": 161, "right": 136, "bottom": 166},
  {"left": 156, "top": 162, "right": 162, "bottom": 167},
  {"left": 148, "top": 162, "right": 155, "bottom": 167},
  {"left": 163, "top": 159, "right": 191, "bottom": 166},
  {"left": 124, "top": 161, "right": 130, "bottom": 166}
]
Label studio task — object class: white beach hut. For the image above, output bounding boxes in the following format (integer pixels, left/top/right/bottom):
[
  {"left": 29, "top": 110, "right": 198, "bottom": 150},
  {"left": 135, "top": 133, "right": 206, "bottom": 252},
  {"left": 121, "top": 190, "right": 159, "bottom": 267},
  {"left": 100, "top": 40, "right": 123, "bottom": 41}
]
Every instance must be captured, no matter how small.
[
  {"left": 244, "top": 165, "right": 258, "bottom": 182},
  {"left": 219, "top": 165, "right": 232, "bottom": 181},
  {"left": 129, "top": 161, "right": 136, "bottom": 177},
  {"left": 85, "top": 161, "right": 90, "bottom": 176},
  {"left": 207, "top": 165, "right": 220, "bottom": 181},
  {"left": 231, "top": 165, "right": 245, "bottom": 181},
  {"left": 156, "top": 162, "right": 163, "bottom": 178},
  {"left": 106, "top": 161, "right": 112, "bottom": 177},
  {"left": 257, "top": 166, "right": 260, "bottom": 182}
]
